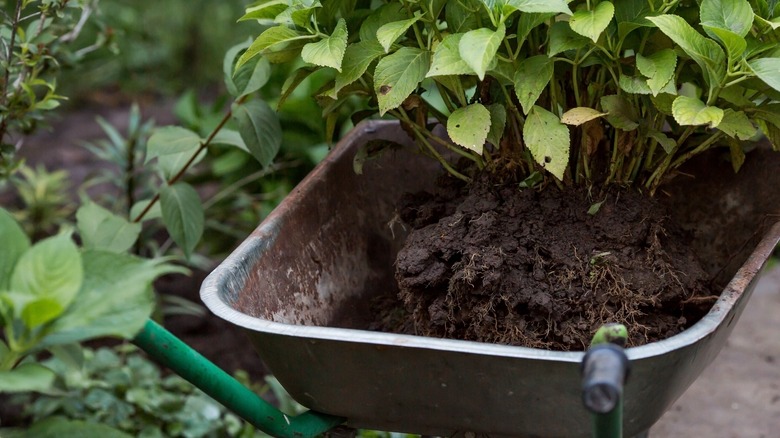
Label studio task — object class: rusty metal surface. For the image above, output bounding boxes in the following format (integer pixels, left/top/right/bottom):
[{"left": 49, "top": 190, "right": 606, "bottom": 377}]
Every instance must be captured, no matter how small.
[{"left": 200, "top": 120, "right": 780, "bottom": 437}]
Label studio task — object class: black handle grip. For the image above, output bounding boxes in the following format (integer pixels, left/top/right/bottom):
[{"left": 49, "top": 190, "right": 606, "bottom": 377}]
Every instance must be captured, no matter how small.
[{"left": 581, "top": 344, "right": 630, "bottom": 414}]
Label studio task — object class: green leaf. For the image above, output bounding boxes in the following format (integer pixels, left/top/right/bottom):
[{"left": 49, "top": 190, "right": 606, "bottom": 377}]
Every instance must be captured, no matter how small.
[
  {"left": 700, "top": 0, "right": 754, "bottom": 37},
  {"left": 301, "top": 18, "right": 348, "bottom": 71},
  {"left": 10, "top": 232, "right": 82, "bottom": 325},
  {"left": 548, "top": 21, "right": 589, "bottom": 56},
  {"left": 233, "top": 99, "right": 283, "bottom": 167},
  {"left": 333, "top": 41, "right": 385, "bottom": 96},
  {"left": 648, "top": 130, "right": 677, "bottom": 154},
  {"left": 729, "top": 137, "right": 746, "bottom": 172},
  {"left": 237, "top": 26, "right": 313, "bottom": 67},
  {"left": 447, "top": 103, "right": 491, "bottom": 154},
  {"left": 523, "top": 106, "right": 570, "bottom": 180},
  {"left": 600, "top": 95, "right": 639, "bottom": 131},
  {"left": 427, "top": 33, "right": 475, "bottom": 77},
  {"left": 0, "top": 363, "right": 55, "bottom": 393},
  {"left": 0, "top": 208, "right": 30, "bottom": 290},
  {"left": 459, "top": 23, "right": 505, "bottom": 80},
  {"left": 4, "top": 417, "right": 133, "bottom": 438},
  {"left": 223, "top": 40, "right": 271, "bottom": 98},
  {"left": 238, "top": 0, "right": 288, "bottom": 23},
  {"left": 359, "top": 3, "right": 406, "bottom": 43},
  {"left": 129, "top": 199, "right": 162, "bottom": 223},
  {"left": 671, "top": 95, "right": 724, "bottom": 127},
  {"left": 702, "top": 26, "right": 747, "bottom": 65},
  {"left": 487, "top": 103, "right": 507, "bottom": 147},
  {"left": 377, "top": 14, "right": 421, "bottom": 53},
  {"left": 516, "top": 12, "right": 555, "bottom": 47},
  {"left": 636, "top": 49, "right": 677, "bottom": 96},
  {"left": 647, "top": 15, "right": 726, "bottom": 89},
  {"left": 76, "top": 201, "right": 141, "bottom": 253},
  {"left": 504, "top": 0, "right": 572, "bottom": 14},
  {"left": 561, "top": 107, "right": 607, "bottom": 125},
  {"left": 39, "top": 252, "right": 179, "bottom": 348},
  {"left": 210, "top": 129, "right": 249, "bottom": 153},
  {"left": 513, "top": 55, "right": 554, "bottom": 114},
  {"left": 21, "top": 298, "right": 64, "bottom": 328},
  {"left": 748, "top": 58, "right": 780, "bottom": 93},
  {"left": 569, "top": 1, "right": 615, "bottom": 43},
  {"left": 619, "top": 75, "right": 653, "bottom": 94},
  {"left": 39, "top": 252, "right": 180, "bottom": 348},
  {"left": 374, "top": 47, "right": 431, "bottom": 115},
  {"left": 146, "top": 126, "right": 204, "bottom": 180},
  {"left": 717, "top": 109, "right": 757, "bottom": 139},
  {"left": 277, "top": 67, "right": 316, "bottom": 109},
  {"left": 160, "top": 183, "right": 204, "bottom": 259}
]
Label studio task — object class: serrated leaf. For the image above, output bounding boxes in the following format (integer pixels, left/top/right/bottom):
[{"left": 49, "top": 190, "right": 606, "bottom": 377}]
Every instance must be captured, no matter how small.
[
  {"left": 671, "top": 95, "right": 724, "bottom": 127},
  {"left": 359, "top": 3, "right": 406, "bottom": 43},
  {"left": 39, "top": 252, "right": 181, "bottom": 348},
  {"left": 377, "top": 14, "right": 421, "bottom": 52},
  {"left": 459, "top": 23, "right": 505, "bottom": 80},
  {"left": 504, "top": 0, "right": 572, "bottom": 14},
  {"left": 600, "top": 95, "right": 639, "bottom": 130},
  {"left": 277, "top": 67, "right": 316, "bottom": 109},
  {"left": 302, "top": 18, "right": 348, "bottom": 70},
  {"left": 374, "top": 47, "right": 431, "bottom": 115},
  {"left": 569, "top": 1, "right": 615, "bottom": 42},
  {"left": 513, "top": 55, "right": 553, "bottom": 114},
  {"left": 238, "top": 0, "right": 288, "bottom": 23},
  {"left": 651, "top": 93, "right": 676, "bottom": 115},
  {"left": 237, "top": 26, "right": 313, "bottom": 67},
  {"left": 702, "top": 25, "right": 747, "bottom": 65},
  {"left": 717, "top": 109, "right": 757, "bottom": 139},
  {"left": 636, "top": 49, "right": 677, "bottom": 95},
  {"left": 233, "top": 99, "right": 282, "bottom": 167},
  {"left": 10, "top": 232, "right": 82, "bottom": 326},
  {"left": 619, "top": 75, "right": 653, "bottom": 94},
  {"left": 427, "top": 33, "right": 474, "bottom": 77},
  {"left": 748, "top": 58, "right": 780, "bottom": 93},
  {"left": 561, "top": 107, "right": 606, "bottom": 125},
  {"left": 647, "top": 15, "right": 726, "bottom": 88},
  {"left": 76, "top": 201, "right": 141, "bottom": 253},
  {"left": 487, "top": 104, "right": 507, "bottom": 147},
  {"left": 0, "top": 208, "right": 30, "bottom": 290},
  {"left": 700, "top": 0, "right": 754, "bottom": 38},
  {"left": 523, "top": 106, "right": 570, "bottom": 180},
  {"left": 448, "top": 104, "right": 491, "bottom": 154},
  {"left": 160, "top": 183, "right": 204, "bottom": 259},
  {"left": 548, "top": 21, "right": 589, "bottom": 56},
  {"left": 333, "top": 41, "right": 384, "bottom": 96},
  {"left": 728, "top": 137, "right": 746, "bottom": 172},
  {"left": 516, "top": 12, "right": 555, "bottom": 47},
  {"left": 0, "top": 363, "right": 55, "bottom": 393}
]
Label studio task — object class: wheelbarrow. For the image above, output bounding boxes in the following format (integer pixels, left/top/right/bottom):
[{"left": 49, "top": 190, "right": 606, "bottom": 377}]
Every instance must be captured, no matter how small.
[{"left": 137, "top": 121, "right": 780, "bottom": 437}]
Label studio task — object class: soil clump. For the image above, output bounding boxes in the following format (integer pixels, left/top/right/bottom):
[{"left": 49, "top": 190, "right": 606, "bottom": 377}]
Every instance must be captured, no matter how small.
[{"left": 375, "top": 174, "right": 715, "bottom": 351}]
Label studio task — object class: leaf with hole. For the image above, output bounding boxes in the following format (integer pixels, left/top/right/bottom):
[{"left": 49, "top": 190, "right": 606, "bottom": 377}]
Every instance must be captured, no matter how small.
[
  {"left": 447, "top": 103, "right": 491, "bottom": 154},
  {"left": 374, "top": 47, "right": 431, "bottom": 115},
  {"left": 523, "top": 106, "right": 570, "bottom": 180}
]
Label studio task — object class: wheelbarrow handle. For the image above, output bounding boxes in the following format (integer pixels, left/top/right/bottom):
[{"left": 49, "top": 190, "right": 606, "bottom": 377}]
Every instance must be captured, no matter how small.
[
  {"left": 581, "top": 343, "right": 630, "bottom": 438},
  {"left": 133, "top": 319, "right": 344, "bottom": 438}
]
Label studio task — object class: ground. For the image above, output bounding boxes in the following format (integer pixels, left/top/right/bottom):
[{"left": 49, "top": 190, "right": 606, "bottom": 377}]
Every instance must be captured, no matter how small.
[{"left": 6, "top": 101, "right": 780, "bottom": 435}]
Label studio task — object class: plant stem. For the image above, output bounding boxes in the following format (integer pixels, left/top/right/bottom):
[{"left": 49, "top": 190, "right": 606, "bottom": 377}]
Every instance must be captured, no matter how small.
[
  {"left": 132, "top": 95, "right": 248, "bottom": 223},
  {"left": 669, "top": 131, "right": 725, "bottom": 170}
]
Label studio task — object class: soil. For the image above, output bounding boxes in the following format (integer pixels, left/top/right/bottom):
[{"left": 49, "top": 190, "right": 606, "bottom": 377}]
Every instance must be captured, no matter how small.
[{"left": 377, "top": 174, "right": 715, "bottom": 351}]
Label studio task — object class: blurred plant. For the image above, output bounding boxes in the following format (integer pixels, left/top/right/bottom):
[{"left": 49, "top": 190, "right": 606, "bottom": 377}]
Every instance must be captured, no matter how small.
[
  {"left": 6, "top": 344, "right": 260, "bottom": 438},
  {"left": 0, "top": 0, "right": 112, "bottom": 179},
  {"left": 7, "top": 164, "right": 72, "bottom": 239}
]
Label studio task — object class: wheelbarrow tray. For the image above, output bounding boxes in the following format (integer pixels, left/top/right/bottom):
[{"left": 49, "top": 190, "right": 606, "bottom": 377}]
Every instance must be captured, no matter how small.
[{"left": 201, "top": 121, "right": 780, "bottom": 437}]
